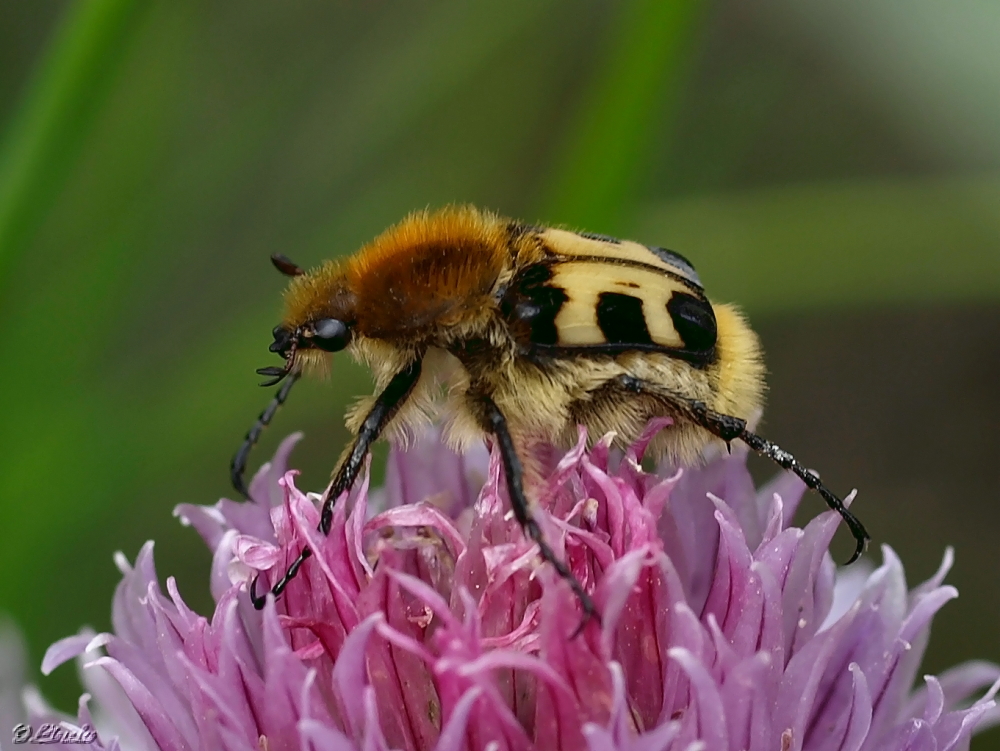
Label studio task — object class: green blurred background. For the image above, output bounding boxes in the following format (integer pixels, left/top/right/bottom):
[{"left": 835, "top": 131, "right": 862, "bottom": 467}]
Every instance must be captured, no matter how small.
[{"left": 1, "top": 0, "right": 999, "bottom": 745}]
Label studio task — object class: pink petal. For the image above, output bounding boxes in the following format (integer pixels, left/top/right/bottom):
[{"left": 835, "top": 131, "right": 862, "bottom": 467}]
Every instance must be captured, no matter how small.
[
  {"left": 86, "top": 657, "right": 190, "bottom": 751},
  {"left": 42, "top": 632, "right": 94, "bottom": 675}
]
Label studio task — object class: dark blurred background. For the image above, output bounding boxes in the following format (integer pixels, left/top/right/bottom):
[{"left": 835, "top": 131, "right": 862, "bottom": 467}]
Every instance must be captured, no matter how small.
[{"left": 1, "top": 0, "right": 998, "bottom": 746}]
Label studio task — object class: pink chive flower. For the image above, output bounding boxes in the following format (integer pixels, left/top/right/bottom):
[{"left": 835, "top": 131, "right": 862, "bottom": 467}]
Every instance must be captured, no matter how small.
[{"left": 40, "top": 421, "right": 1000, "bottom": 751}]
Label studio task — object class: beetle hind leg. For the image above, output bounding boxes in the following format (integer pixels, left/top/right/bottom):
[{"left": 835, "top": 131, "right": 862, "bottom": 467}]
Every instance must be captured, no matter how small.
[{"left": 613, "top": 374, "right": 870, "bottom": 564}]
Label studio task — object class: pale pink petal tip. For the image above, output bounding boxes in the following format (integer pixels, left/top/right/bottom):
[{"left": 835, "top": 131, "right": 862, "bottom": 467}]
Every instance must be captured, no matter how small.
[{"left": 24, "top": 424, "right": 998, "bottom": 751}]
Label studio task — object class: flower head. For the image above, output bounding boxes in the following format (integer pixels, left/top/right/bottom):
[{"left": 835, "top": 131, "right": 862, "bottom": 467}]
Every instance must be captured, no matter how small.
[{"left": 43, "top": 423, "right": 1000, "bottom": 750}]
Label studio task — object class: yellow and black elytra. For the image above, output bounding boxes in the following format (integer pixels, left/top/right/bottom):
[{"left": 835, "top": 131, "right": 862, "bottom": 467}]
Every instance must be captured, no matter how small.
[{"left": 232, "top": 205, "right": 869, "bottom": 621}]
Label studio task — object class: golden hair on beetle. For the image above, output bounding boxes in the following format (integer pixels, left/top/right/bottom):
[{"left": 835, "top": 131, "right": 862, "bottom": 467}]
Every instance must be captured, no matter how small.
[{"left": 233, "top": 205, "right": 869, "bottom": 624}]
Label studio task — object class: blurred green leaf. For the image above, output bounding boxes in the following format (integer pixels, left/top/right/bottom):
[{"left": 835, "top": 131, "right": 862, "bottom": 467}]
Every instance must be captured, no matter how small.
[
  {"left": 0, "top": 0, "right": 143, "bottom": 281},
  {"left": 633, "top": 175, "right": 1000, "bottom": 313},
  {"left": 541, "top": 0, "right": 706, "bottom": 231}
]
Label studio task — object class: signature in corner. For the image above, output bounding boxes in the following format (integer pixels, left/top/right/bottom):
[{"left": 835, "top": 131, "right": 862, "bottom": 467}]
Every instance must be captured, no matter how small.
[{"left": 11, "top": 722, "right": 98, "bottom": 745}]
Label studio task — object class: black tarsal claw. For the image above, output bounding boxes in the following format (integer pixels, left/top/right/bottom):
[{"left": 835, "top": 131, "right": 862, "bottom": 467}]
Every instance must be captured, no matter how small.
[
  {"left": 843, "top": 519, "right": 870, "bottom": 565},
  {"left": 830, "top": 493, "right": 870, "bottom": 565},
  {"left": 845, "top": 540, "right": 865, "bottom": 565},
  {"left": 232, "top": 472, "right": 250, "bottom": 501},
  {"left": 249, "top": 575, "right": 267, "bottom": 609},
  {"left": 271, "top": 253, "right": 304, "bottom": 277}
]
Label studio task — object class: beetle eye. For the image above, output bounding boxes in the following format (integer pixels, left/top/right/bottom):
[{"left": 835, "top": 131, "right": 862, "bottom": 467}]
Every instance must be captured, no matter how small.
[{"left": 311, "top": 318, "right": 351, "bottom": 352}]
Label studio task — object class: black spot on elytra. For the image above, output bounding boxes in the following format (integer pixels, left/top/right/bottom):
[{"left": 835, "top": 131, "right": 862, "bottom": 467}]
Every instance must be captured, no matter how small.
[
  {"left": 578, "top": 231, "right": 622, "bottom": 244},
  {"left": 596, "top": 292, "right": 652, "bottom": 345},
  {"left": 667, "top": 292, "right": 716, "bottom": 351},
  {"left": 500, "top": 263, "right": 567, "bottom": 346},
  {"left": 647, "top": 246, "right": 701, "bottom": 286}
]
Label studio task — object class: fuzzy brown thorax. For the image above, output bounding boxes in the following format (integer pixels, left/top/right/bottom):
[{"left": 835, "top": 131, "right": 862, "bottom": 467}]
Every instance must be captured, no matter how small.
[{"left": 282, "top": 206, "right": 519, "bottom": 345}]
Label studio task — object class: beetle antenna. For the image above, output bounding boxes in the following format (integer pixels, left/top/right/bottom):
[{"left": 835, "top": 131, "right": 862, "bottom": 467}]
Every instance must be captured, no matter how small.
[
  {"left": 230, "top": 372, "right": 300, "bottom": 499},
  {"left": 271, "top": 253, "right": 304, "bottom": 277}
]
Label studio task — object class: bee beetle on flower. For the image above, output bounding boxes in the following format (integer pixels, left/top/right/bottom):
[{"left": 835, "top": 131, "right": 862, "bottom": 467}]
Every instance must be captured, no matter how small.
[{"left": 231, "top": 205, "right": 869, "bottom": 616}]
